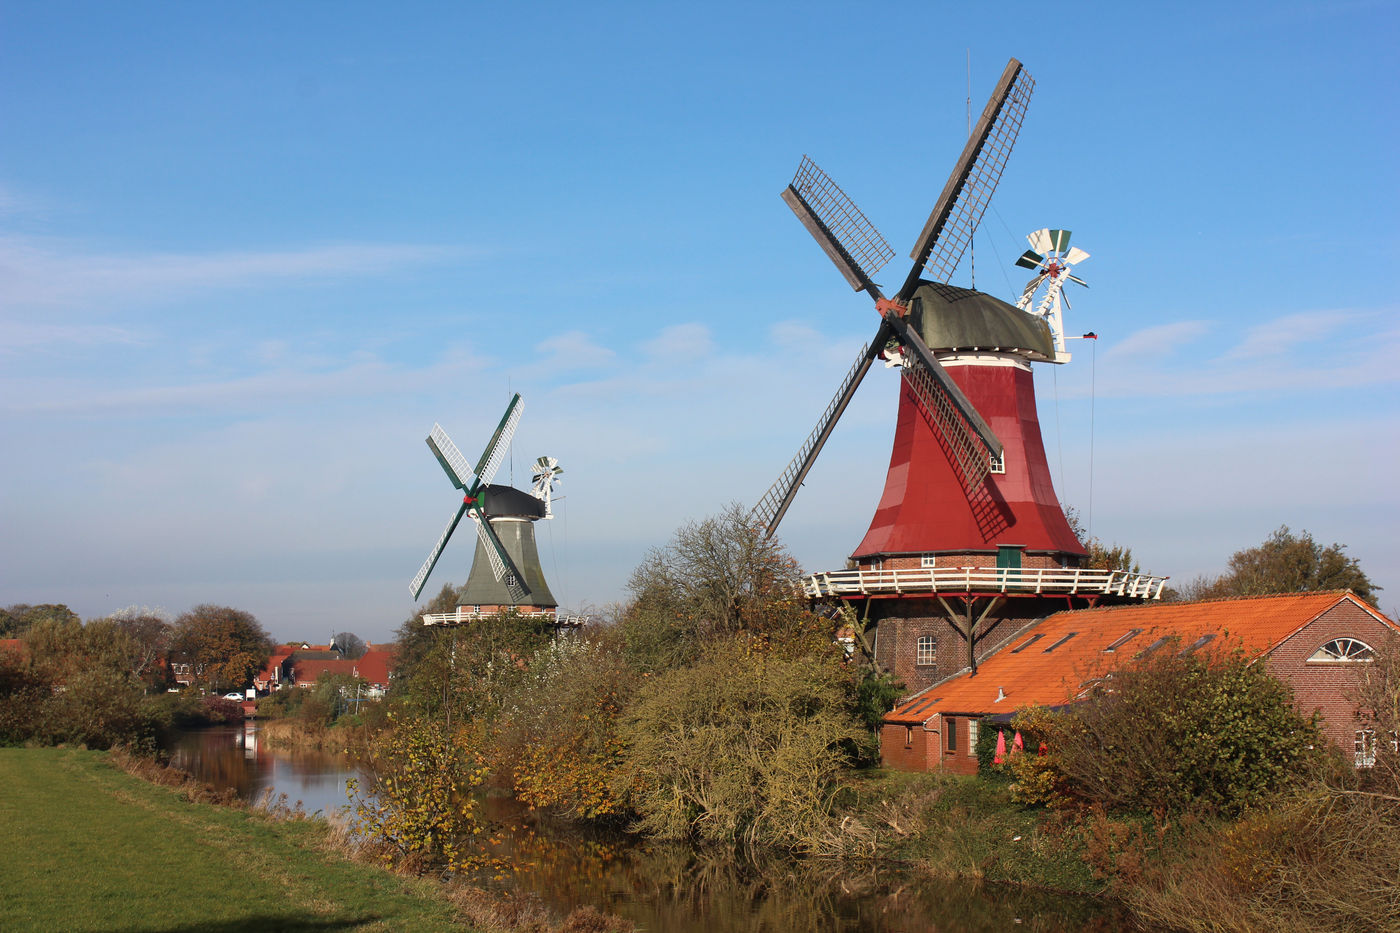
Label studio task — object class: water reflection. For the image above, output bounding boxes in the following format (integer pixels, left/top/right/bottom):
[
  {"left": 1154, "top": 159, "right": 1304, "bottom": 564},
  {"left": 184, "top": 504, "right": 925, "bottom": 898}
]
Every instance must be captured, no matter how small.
[
  {"left": 469, "top": 797, "right": 1138, "bottom": 933},
  {"left": 164, "top": 724, "right": 362, "bottom": 817},
  {"left": 167, "top": 727, "right": 1143, "bottom": 932}
]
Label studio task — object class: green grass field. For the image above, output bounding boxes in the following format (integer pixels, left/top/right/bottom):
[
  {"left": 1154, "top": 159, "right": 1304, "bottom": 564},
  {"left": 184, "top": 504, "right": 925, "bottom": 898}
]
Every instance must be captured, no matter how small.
[{"left": 0, "top": 747, "right": 467, "bottom": 932}]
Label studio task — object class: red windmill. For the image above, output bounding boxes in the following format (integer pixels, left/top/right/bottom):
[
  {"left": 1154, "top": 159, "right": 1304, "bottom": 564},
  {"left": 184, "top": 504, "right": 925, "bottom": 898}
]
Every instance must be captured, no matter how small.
[{"left": 753, "top": 59, "right": 1165, "bottom": 696}]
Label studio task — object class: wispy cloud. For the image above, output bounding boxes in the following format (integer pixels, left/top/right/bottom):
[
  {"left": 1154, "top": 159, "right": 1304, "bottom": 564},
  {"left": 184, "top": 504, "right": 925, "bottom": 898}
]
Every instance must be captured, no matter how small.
[
  {"left": 641, "top": 323, "right": 714, "bottom": 361},
  {"left": 0, "top": 320, "right": 146, "bottom": 352},
  {"left": 1082, "top": 310, "right": 1399, "bottom": 399},
  {"left": 1221, "top": 309, "right": 1356, "bottom": 360},
  {"left": 535, "top": 330, "right": 617, "bottom": 370},
  {"left": 0, "top": 235, "right": 464, "bottom": 311},
  {"left": 1102, "top": 321, "right": 1211, "bottom": 361}
]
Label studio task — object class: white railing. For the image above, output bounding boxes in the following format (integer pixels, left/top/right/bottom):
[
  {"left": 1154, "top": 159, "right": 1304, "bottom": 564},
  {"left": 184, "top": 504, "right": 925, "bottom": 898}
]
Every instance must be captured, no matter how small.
[
  {"left": 421, "top": 609, "right": 588, "bottom": 627},
  {"left": 803, "top": 566, "right": 1168, "bottom": 600}
]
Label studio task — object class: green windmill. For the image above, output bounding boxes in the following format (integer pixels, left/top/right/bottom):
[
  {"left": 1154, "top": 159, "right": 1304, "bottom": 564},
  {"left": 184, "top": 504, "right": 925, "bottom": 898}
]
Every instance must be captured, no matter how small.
[{"left": 409, "top": 393, "right": 559, "bottom": 609}]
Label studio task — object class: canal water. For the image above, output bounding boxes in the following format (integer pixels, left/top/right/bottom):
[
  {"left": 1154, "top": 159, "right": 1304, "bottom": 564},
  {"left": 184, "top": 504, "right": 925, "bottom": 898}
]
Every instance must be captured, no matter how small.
[{"left": 166, "top": 725, "right": 1143, "bottom": 932}]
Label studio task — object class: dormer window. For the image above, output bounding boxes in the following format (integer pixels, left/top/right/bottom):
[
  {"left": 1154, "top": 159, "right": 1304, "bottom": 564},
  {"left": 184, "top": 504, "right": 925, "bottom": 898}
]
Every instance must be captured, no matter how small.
[{"left": 1309, "top": 638, "right": 1375, "bottom": 663}]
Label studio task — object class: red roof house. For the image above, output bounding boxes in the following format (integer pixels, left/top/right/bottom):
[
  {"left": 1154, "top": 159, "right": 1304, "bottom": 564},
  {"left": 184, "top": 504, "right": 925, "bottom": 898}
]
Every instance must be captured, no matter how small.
[{"left": 883, "top": 592, "right": 1398, "bottom": 774}]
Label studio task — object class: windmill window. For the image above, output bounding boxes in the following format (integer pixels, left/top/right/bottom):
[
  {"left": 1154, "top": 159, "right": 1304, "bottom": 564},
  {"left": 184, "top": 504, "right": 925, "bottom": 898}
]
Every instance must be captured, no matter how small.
[
  {"left": 1011, "top": 634, "right": 1044, "bottom": 653},
  {"left": 1043, "top": 632, "right": 1079, "bottom": 653},
  {"left": 1310, "top": 638, "right": 1376, "bottom": 663},
  {"left": 916, "top": 636, "right": 937, "bottom": 666},
  {"left": 921, "top": 554, "right": 937, "bottom": 568},
  {"left": 989, "top": 451, "right": 1006, "bottom": 474},
  {"left": 1104, "top": 629, "right": 1142, "bottom": 653}
]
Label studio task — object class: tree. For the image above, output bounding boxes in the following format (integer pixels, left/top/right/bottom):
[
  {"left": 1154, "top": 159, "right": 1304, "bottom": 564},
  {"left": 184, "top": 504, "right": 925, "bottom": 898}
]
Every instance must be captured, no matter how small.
[
  {"left": 392, "top": 583, "right": 460, "bottom": 690},
  {"left": 331, "top": 632, "right": 367, "bottom": 660},
  {"left": 620, "top": 503, "right": 807, "bottom": 672},
  {"left": 105, "top": 607, "right": 173, "bottom": 690},
  {"left": 0, "top": 603, "right": 80, "bottom": 638},
  {"left": 169, "top": 605, "right": 273, "bottom": 692},
  {"left": 1202, "top": 526, "right": 1377, "bottom": 602}
]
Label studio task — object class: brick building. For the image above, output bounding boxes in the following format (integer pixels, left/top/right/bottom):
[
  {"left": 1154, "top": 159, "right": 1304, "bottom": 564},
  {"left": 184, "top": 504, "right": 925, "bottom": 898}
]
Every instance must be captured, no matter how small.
[{"left": 882, "top": 591, "right": 1398, "bottom": 774}]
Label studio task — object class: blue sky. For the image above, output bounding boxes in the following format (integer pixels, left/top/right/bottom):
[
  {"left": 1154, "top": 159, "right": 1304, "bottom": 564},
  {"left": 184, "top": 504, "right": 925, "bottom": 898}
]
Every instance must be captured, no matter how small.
[{"left": 2, "top": 2, "right": 1396, "bottom": 642}]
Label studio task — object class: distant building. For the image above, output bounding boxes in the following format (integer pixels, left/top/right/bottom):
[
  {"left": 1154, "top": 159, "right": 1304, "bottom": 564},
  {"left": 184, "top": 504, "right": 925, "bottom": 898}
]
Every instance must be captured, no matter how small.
[{"left": 254, "top": 641, "right": 399, "bottom": 693}]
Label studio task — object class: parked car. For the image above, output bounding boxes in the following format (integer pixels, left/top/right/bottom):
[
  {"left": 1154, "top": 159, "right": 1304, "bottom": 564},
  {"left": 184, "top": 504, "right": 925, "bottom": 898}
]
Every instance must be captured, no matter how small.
[{"left": 221, "top": 692, "right": 245, "bottom": 701}]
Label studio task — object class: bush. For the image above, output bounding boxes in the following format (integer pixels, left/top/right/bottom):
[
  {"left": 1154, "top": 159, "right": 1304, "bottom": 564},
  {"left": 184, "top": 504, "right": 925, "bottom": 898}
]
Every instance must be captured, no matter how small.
[
  {"left": 1017, "top": 646, "right": 1324, "bottom": 815},
  {"left": 349, "top": 714, "right": 491, "bottom": 873},
  {"left": 619, "top": 639, "right": 863, "bottom": 849},
  {"left": 505, "top": 633, "right": 634, "bottom": 820},
  {"left": 200, "top": 695, "right": 245, "bottom": 725}
]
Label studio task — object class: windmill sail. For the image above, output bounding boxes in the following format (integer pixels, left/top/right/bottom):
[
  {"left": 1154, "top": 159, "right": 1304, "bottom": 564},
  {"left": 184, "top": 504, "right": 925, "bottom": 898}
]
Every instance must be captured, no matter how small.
[
  {"left": 410, "top": 500, "right": 470, "bottom": 599},
  {"left": 900, "top": 59, "right": 1034, "bottom": 300},
  {"left": 410, "top": 392, "right": 534, "bottom": 602},
  {"left": 782, "top": 157, "right": 894, "bottom": 293},
  {"left": 758, "top": 58, "right": 1030, "bottom": 538},
  {"left": 474, "top": 514, "right": 529, "bottom": 603},
  {"left": 751, "top": 339, "right": 880, "bottom": 535}
]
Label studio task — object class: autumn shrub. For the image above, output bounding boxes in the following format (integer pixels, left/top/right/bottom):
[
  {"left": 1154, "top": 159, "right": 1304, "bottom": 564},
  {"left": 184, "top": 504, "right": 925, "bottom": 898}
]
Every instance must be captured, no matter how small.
[
  {"left": 1126, "top": 779, "right": 1400, "bottom": 933},
  {"left": 1013, "top": 646, "right": 1325, "bottom": 816},
  {"left": 618, "top": 638, "right": 863, "bottom": 849},
  {"left": 505, "top": 633, "right": 634, "bottom": 821},
  {"left": 199, "top": 695, "right": 245, "bottom": 724},
  {"left": 0, "top": 649, "right": 47, "bottom": 744},
  {"left": 349, "top": 713, "right": 492, "bottom": 873}
]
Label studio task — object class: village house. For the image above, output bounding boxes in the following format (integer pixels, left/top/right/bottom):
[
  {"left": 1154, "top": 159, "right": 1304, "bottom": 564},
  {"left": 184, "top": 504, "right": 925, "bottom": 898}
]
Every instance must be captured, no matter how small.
[
  {"left": 253, "top": 642, "right": 398, "bottom": 694},
  {"left": 882, "top": 591, "right": 1398, "bottom": 774}
]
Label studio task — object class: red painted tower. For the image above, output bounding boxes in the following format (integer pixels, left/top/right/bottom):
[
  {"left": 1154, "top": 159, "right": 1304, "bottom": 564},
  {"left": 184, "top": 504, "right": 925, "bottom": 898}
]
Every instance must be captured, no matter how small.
[{"left": 853, "top": 284, "right": 1084, "bottom": 570}]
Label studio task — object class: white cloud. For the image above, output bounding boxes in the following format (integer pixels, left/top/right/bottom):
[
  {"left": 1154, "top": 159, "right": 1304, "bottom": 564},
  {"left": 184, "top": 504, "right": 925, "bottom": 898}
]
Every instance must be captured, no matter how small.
[
  {"left": 0, "top": 235, "right": 463, "bottom": 311},
  {"left": 0, "top": 320, "right": 146, "bottom": 352},
  {"left": 1221, "top": 309, "right": 1357, "bottom": 361},
  {"left": 1102, "top": 320, "right": 1210, "bottom": 361},
  {"left": 534, "top": 330, "right": 617, "bottom": 370},
  {"left": 641, "top": 322, "right": 714, "bottom": 361}
]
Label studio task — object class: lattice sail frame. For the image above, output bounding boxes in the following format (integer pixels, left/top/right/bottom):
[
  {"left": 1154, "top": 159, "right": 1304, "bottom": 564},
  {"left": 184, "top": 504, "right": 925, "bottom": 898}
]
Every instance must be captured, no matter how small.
[
  {"left": 788, "top": 156, "right": 895, "bottom": 291},
  {"left": 911, "top": 63, "right": 1035, "bottom": 288},
  {"left": 751, "top": 341, "right": 873, "bottom": 534},
  {"left": 409, "top": 393, "right": 532, "bottom": 602}
]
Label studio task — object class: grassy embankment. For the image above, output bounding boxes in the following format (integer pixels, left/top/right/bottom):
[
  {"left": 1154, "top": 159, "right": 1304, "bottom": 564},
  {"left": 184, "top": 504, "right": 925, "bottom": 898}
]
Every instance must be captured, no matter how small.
[{"left": 0, "top": 746, "right": 464, "bottom": 932}]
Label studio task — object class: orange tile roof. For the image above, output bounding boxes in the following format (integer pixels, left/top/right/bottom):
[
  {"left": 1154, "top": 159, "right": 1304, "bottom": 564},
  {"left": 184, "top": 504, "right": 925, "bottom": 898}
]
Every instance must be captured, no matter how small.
[
  {"left": 354, "top": 646, "right": 397, "bottom": 686},
  {"left": 887, "top": 592, "right": 1389, "bottom": 724}
]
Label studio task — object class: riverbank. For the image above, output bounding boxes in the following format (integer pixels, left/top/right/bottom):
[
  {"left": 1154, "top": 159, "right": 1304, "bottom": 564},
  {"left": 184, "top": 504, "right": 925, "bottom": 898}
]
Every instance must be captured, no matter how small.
[{"left": 0, "top": 747, "right": 626, "bottom": 932}]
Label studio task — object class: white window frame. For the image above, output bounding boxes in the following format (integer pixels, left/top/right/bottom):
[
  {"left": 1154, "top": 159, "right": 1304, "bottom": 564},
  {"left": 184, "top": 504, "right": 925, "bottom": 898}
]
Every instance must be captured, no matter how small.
[
  {"left": 989, "top": 451, "right": 1006, "bottom": 474},
  {"left": 1356, "top": 729, "right": 1377, "bottom": 768},
  {"left": 967, "top": 719, "right": 980, "bottom": 757},
  {"left": 916, "top": 635, "right": 936, "bottom": 666},
  {"left": 1309, "top": 637, "right": 1376, "bottom": 663},
  {"left": 921, "top": 554, "right": 937, "bottom": 568}
]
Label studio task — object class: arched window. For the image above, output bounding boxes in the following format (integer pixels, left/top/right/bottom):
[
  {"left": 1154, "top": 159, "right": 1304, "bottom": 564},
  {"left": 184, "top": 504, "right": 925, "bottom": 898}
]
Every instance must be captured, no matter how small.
[
  {"left": 916, "top": 636, "right": 936, "bottom": 666},
  {"left": 1308, "top": 638, "right": 1376, "bottom": 662}
]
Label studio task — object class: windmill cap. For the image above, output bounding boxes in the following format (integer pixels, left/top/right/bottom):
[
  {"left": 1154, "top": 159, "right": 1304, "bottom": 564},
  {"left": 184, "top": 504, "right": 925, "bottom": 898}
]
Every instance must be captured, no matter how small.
[
  {"left": 911, "top": 282, "right": 1055, "bottom": 361},
  {"left": 480, "top": 484, "right": 547, "bottom": 519}
]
